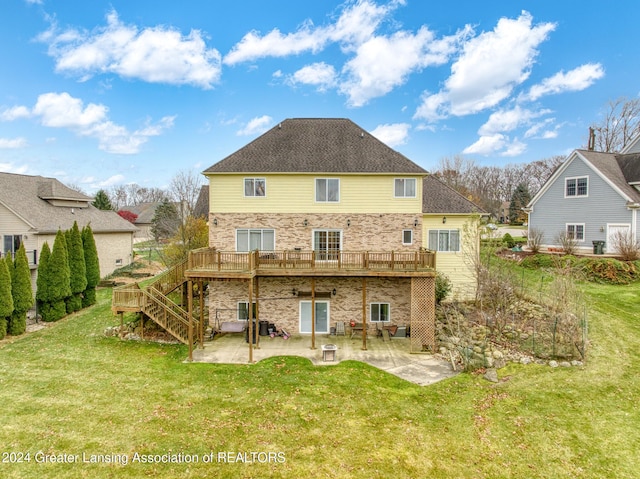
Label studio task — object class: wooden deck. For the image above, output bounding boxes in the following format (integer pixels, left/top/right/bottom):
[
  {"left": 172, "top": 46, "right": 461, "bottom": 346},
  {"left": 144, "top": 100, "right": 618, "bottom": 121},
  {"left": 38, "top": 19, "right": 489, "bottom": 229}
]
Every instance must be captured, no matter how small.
[{"left": 184, "top": 248, "right": 436, "bottom": 279}]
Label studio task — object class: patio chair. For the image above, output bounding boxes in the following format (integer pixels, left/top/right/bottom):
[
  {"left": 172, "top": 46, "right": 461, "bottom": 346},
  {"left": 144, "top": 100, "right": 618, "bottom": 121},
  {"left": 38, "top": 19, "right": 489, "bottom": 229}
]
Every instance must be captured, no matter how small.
[{"left": 335, "top": 321, "right": 345, "bottom": 336}]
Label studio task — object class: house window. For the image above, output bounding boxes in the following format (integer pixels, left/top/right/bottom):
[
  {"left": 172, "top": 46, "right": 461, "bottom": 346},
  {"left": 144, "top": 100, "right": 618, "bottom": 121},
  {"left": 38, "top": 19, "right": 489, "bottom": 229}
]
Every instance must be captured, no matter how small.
[
  {"left": 565, "top": 176, "right": 588, "bottom": 197},
  {"left": 115, "top": 259, "right": 123, "bottom": 266},
  {"left": 238, "top": 302, "right": 257, "bottom": 320},
  {"left": 236, "top": 229, "right": 275, "bottom": 251},
  {"left": 566, "top": 224, "right": 585, "bottom": 241},
  {"left": 313, "top": 230, "right": 341, "bottom": 260},
  {"left": 370, "top": 303, "right": 390, "bottom": 322},
  {"left": 316, "top": 178, "right": 340, "bottom": 202},
  {"left": 402, "top": 229, "right": 413, "bottom": 245},
  {"left": 244, "top": 178, "right": 266, "bottom": 197},
  {"left": 394, "top": 178, "right": 416, "bottom": 198},
  {"left": 428, "top": 229, "right": 460, "bottom": 252},
  {"left": 3, "top": 235, "right": 22, "bottom": 256}
]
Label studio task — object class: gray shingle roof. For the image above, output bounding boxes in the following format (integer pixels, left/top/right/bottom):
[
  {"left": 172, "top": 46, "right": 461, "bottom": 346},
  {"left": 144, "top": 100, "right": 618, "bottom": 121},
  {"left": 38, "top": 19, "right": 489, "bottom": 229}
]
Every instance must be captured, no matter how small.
[
  {"left": 204, "top": 118, "right": 428, "bottom": 174},
  {"left": 578, "top": 150, "right": 640, "bottom": 203},
  {"left": 193, "top": 185, "right": 209, "bottom": 218},
  {"left": 121, "top": 202, "right": 161, "bottom": 225},
  {"left": 422, "top": 175, "right": 486, "bottom": 214},
  {"left": 0, "top": 172, "right": 138, "bottom": 234}
]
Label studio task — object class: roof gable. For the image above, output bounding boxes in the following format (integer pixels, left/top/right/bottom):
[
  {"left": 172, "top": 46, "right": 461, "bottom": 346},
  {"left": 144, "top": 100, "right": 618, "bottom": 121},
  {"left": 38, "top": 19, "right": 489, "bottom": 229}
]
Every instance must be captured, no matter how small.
[{"left": 204, "top": 118, "right": 427, "bottom": 175}]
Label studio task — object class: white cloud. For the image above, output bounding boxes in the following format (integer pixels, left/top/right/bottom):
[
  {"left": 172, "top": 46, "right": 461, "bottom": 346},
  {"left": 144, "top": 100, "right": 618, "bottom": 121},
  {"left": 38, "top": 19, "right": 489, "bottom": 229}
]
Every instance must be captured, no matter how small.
[
  {"left": 526, "top": 63, "right": 605, "bottom": 101},
  {"left": 463, "top": 134, "right": 506, "bottom": 155},
  {"left": 0, "top": 162, "right": 29, "bottom": 174},
  {"left": 500, "top": 139, "right": 526, "bottom": 157},
  {"left": 341, "top": 26, "right": 470, "bottom": 107},
  {"left": 370, "top": 123, "right": 410, "bottom": 147},
  {"left": 223, "top": 0, "right": 392, "bottom": 65},
  {"left": 288, "top": 62, "right": 337, "bottom": 91},
  {"left": 0, "top": 137, "right": 28, "bottom": 149},
  {"left": 40, "top": 11, "right": 221, "bottom": 88},
  {"left": 415, "top": 11, "right": 555, "bottom": 120},
  {"left": 94, "top": 174, "right": 126, "bottom": 188},
  {"left": 478, "top": 106, "right": 551, "bottom": 135},
  {"left": 0, "top": 106, "right": 31, "bottom": 121},
  {"left": 33, "top": 92, "right": 108, "bottom": 128},
  {"left": 15, "top": 92, "right": 173, "bottom": 154},
  {"left": 236, "top": 116, "right": 273, "bottom": 136}
]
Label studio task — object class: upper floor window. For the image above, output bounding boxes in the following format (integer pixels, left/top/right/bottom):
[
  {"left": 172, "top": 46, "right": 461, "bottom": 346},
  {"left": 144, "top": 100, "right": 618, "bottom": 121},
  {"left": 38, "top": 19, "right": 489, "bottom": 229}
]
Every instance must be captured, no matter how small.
[
  {"left": 428, "top": 229, "right": 460, "bottom": 252},
  {"left": 565, "top": 176, "right": 588, "bottom": 197},
  {"left": 394, "top": 178, "right": 416, "bottom": 198},
  {"left": 402, "top": 229, "right": 413, "bottom": 245},
  {"left": 244, "top": 178, "right": 266, "bottom": 197},
  {"left": 236, "top": 229, "right": 275, "bottom": 251},
  {"left": 316, "top": 178, "right": 340, "bottom": 202}
]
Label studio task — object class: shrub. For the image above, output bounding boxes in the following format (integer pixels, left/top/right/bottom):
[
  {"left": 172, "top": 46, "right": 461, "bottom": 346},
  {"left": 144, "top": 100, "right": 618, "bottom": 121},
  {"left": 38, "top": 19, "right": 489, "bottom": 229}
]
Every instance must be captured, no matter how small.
[
  {"left": 577, "top": 258, "right": 640, "bottom": 284},
  {"left": 0, "top": 257, "right": 14, "bottom": 339},
  {"left": 609, "top": 230, "right": 640, "bottom": 261},
  {"left": 67, "top": 222, "right": 87, "bottom": 313},
  {"left": 502, "top": 233, "right": 515, "bottom": 248},
  {"left": 555, "top": 231, "right": 578, "bottom": 255},
  {"left": 520, "top": 254, "right": 556, "bottom": 269},
  {"left": 82, "top": 225, "right": 100, "bottom": 308},
  {"left": 435, "top": 272, "right": 452, "bottom": 304},
  {"left": 8, "top": 244, "right": 33, "bottom": 335},
  {"left": 527, "top": 228, "right": 544, "bottom": 253}
]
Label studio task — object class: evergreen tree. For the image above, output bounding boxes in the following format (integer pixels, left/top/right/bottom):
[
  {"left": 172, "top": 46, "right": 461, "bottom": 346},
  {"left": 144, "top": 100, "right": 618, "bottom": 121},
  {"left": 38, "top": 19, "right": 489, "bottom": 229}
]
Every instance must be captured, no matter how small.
[
  {"left": 151, "top": 198, "right": 180, "bottom": 242},
  {"left": 66, "top": 222, "right": 87, "bottom": 313},
  {"left": 0, "top": 256, "right": 13, "bottom": 340},
  {"left": 4, "top": 252, "right": 14, "bottom": 333},
  {"left": 9, "top": 244, "right": 34, "bottom": 335},
  {"left": 45, "top": 230, "right": 71, "bottom": 321},
  {"left": 36, "top": 243, "right": 53, "bottom": 322},
  {"left": 92, "top": 189, "right": 113, "bottom": 210},
  {"left": 82, "top": 225, "right": 100, "bottom": 307},
  {"left": 508, "top": 183, "right": 531, "bottom": 224}
]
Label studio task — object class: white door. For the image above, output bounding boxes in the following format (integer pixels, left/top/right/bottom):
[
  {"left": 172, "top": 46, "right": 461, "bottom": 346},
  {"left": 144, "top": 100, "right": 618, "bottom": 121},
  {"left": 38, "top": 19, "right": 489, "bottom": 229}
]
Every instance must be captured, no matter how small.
[
  {"left": 300, "top": 301, "right": 330, "bottom": 334},
  {"left": 606, "top": 224, "right": 631, "bottom": 253}
]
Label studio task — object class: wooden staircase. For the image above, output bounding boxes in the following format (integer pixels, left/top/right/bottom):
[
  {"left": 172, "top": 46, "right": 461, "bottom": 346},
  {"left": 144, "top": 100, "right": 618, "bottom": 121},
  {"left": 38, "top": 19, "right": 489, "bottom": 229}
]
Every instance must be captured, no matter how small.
[{"left": 112, "top": 258, "right": 200, "bottom": 346}]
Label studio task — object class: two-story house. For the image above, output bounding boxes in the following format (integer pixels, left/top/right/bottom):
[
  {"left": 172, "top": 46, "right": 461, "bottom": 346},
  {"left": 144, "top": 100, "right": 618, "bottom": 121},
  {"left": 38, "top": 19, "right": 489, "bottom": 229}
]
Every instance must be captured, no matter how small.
[
  {"left": 0, "top": 172, "right": 138, "bottom": 291},
  {"left": 194, "top": 118, "right": 482, "bottom": 352},
  {"left": 526, "top": 133, "right": 640, "bottom": 253}
]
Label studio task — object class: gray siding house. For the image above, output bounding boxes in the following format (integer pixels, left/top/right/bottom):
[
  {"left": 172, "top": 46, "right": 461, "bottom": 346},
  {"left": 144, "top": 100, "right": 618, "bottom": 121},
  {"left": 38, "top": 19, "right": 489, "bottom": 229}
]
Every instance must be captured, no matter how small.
[{"left": 526, "top": 134, "right": 640, "bottom": 253}]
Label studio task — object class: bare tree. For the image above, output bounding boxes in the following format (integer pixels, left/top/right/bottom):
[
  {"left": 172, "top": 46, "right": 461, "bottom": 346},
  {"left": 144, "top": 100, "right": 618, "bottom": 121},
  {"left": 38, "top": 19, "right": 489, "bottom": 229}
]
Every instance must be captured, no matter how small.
[
  {"left": 109, "top": 183, "right": 169, "bottom": 209},
  {"left": 590, "top": 97, "right": 640, "bottom": 153},
  {"left": 168, "top": 170, "right": 204, "bottom": 220}
]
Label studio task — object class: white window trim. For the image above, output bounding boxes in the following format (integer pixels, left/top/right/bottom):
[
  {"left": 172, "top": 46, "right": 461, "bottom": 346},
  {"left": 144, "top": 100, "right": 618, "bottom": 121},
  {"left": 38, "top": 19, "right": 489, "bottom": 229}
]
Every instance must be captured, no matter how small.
[
  {"left": 394, "top": 178, "right": 417, "bottom": 198},
  {"left": 428, "top": 229, "right": 461, "bottom": 253},
  {"left": 243, "top": 177, "right": 266, "bottom": 197},
  {"left": 566, "top": 223, "right": 586, "bottom": 242},
  {"left": 235, "top": 228, "right": 276, "bottom": 252},
  {"left": 315, "top": 178, "right": 340, "bottom": 203},
  {"left": 402, "top": 229, "right": 413, "bottom": 245},
  {"left": 564, "top": 176, "right": 589, "bottom": 198},
  {"left": 312, "top": 229, "right": 342, "bottom": 260},
  {"left": 370, "top": 302, "right": 391, "bottom": 323}
]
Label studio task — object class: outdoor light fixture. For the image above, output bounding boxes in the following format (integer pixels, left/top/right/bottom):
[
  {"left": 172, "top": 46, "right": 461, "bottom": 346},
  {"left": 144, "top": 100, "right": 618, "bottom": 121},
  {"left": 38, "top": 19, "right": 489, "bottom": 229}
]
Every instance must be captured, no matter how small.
[
  {"left": 600, "top": 226, "right": 605, "bottom": 232},
  {"left": 332, "top": 288, "right": 337, "bottom": 296},
  {"left": 414, "top": 219, "right": 419, "bottom": 227},
  {"left": 347, "top": 219, "right": 351, "bottom": 227},
  {"left": 442, "top": 216, "right": 447, "bottom": 224},
  {"left": 292, "top": 288, "right": 298, "bottom": 296},
  {"left": 303, "top": 219, "right": 308, "bottom": 227},
  {"left": 213, "top": 218, "right": 218, "bottom": 226}
]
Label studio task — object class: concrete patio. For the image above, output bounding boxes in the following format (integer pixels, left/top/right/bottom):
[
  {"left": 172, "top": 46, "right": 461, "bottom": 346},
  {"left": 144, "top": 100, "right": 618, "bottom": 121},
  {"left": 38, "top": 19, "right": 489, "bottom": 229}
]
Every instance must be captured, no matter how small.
[{"left": 191, "top": 332, "right": 457, "bottom": 386}]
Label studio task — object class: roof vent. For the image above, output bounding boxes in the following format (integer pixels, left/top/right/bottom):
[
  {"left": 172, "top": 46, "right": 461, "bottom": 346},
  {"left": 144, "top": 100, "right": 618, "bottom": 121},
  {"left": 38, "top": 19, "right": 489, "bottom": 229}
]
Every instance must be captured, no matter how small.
[
  {"left": 278, "top": 123, "right": 282, "bottom": 129},
  {"left": 360, "top": 131, "right": 364, "bottom": 138}
]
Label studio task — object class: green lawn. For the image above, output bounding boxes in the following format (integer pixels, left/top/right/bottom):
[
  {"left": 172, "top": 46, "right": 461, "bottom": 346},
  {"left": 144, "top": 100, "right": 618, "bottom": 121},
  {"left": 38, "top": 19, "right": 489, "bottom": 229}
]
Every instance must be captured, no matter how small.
[{"left": 0, "top": 279, "right": 639, "bottom": 478}]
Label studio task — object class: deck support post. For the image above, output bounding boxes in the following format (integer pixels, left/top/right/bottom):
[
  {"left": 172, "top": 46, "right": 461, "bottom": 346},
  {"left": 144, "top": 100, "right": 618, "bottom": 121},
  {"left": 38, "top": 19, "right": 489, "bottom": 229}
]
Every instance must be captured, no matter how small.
[
  {"left": 199, "top": 280, "right": 204, "bottom": 349},
  {"left": 140, "top": 312, "right": 144, "bottom": 341},
  {"left": 311, "top": 277, "right": 316, "bottom": 350},
  {"left": 362, "top": 277, "right": 367, "bottom": 351},
  {"left": 255, "top": 278, "right": 260, "bottom": 350},
  {"left": 188, "top": 279, "right": 193, "bottom": 361},
  {"left": 248, "top": 277, "right": 254, "bottom": 363}
]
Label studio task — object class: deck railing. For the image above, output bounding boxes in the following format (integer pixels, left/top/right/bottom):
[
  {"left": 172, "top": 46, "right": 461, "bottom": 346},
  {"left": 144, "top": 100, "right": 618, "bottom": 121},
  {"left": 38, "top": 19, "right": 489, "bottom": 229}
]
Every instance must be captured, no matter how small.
[{"left": 188, "top": 248, "right": 435, "bottom": 273}]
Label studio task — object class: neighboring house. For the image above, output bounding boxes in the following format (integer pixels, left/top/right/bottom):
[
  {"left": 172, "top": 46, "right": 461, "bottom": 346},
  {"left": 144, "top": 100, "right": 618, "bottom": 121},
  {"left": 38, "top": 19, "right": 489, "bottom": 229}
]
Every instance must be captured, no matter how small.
[
  {"left": 198, "top": 118, "right": 481, "bottom": 345},
  {"left": 526, "top": 134, "right": 640, "bottom": 254},
  {"left": 122, "top": 202, "right": 161, "bottom": 242},
  {"left": 0, "top": 172, "right": 138, "bottom": 290}
]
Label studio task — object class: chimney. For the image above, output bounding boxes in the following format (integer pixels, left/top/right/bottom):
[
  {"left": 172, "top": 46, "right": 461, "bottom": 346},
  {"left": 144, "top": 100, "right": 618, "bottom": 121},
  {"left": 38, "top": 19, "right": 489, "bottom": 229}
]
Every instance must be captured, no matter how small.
[{"left": 588, "top": 127, "right": 595, "bottom": 151}]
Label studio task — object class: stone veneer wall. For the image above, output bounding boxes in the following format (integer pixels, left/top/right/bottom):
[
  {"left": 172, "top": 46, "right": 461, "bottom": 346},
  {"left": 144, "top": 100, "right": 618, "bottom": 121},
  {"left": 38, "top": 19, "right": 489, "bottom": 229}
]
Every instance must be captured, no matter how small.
[
  {"left": 209, "top": 276, "right": 412, "bottom": 334},
  {"left": 209, "top": 212, "right": 422, "bottom": 252}
]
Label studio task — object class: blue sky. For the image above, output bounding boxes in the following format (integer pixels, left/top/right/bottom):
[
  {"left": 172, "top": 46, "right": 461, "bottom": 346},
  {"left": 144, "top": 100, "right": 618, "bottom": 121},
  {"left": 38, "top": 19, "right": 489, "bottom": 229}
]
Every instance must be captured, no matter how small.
[{"left": 1, "top": 0, "right": 638, "bottom": 193}]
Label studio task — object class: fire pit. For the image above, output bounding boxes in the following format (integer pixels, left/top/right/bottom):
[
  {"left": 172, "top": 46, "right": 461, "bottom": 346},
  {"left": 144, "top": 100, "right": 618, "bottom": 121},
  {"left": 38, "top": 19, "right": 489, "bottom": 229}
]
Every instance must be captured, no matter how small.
[{"left": 321, "top": 344, "right": 337, "bottom": 362}]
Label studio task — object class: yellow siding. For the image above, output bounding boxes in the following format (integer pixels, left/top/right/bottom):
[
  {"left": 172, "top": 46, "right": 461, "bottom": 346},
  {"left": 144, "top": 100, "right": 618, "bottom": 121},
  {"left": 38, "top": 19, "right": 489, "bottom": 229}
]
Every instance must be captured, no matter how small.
[
  {"left": 423, "top": 215, "right": 477, "bottom": 301},
  {"left": 208, "top": 174, "right": 423, "bottom": 214}
]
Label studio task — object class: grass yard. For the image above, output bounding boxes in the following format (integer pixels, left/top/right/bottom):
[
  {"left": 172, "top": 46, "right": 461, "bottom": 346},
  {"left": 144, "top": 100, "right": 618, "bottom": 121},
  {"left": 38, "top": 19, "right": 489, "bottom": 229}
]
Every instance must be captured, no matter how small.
[{"left": 0, "top": 278, "right": 639, "bottom": 478}]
